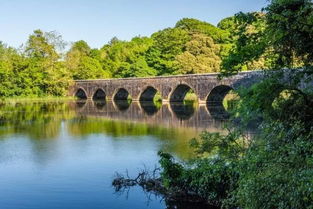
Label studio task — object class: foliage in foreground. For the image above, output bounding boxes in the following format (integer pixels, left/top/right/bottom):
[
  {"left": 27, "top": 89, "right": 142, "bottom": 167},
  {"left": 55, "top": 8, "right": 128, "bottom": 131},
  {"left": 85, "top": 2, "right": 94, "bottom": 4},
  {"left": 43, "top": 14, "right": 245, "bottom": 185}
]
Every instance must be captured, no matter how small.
[
  {"left": 156, "top": 70, "right": 313, "bottom": 208},
  {"left": 113, "top": 1, "right": 313, "bottom": 208},
  {"left": 112, "top": 69, "right": 313, "bottom": 208},
  {"left": 222, "top": 0, "right": 313, "bottom": 75}
]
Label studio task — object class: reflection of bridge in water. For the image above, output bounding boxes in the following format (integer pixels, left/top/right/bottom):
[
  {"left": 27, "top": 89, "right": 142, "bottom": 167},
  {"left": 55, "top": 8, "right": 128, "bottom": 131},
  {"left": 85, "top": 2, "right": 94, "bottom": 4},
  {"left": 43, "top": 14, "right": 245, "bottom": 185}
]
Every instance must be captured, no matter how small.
[{"left": 73, "top": 100, "right": 229, "bottom": 131}]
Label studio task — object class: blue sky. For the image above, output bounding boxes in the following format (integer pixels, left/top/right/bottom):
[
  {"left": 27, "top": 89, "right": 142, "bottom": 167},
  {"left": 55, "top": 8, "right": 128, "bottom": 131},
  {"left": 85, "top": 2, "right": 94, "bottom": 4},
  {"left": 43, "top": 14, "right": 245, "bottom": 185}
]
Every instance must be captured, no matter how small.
[{"left": 0, "top": 0, "right": 267, "bottom": 48}]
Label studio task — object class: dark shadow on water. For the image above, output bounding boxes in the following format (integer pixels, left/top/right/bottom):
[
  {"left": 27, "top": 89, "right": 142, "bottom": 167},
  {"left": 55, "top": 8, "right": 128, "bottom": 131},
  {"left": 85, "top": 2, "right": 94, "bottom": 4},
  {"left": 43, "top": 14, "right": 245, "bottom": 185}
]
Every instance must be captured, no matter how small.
[
  {"left": 76, "top": 100, "right": 87, "bottom": 108},
  {"left": 170, "top": 102, "right": 195, "bottom": 120},
  {"left": 114, "top": 100, "right": 131, "bottom": 112},
  {"left": 93, "top": 100, "right": 106, "bottom": 110},
  {"left": 114, "top": 184, "right": 218, "bottom": 209},
  {"left": 165, "top": 201, "right": 219, "bottom": 209},
  {"left": 140, "top": 101, "right": 160, "bottom": 116},
  {"left": 206, "top": 102, "right": 230, "bottom": 120}
]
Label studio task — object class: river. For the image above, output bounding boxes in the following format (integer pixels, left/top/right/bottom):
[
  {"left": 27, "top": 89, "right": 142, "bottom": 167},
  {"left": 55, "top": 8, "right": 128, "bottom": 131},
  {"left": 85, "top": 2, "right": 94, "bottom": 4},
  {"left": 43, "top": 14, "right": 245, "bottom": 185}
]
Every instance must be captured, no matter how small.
[{"left": 0, "top": 100, "right": 229, "bottom": 209}]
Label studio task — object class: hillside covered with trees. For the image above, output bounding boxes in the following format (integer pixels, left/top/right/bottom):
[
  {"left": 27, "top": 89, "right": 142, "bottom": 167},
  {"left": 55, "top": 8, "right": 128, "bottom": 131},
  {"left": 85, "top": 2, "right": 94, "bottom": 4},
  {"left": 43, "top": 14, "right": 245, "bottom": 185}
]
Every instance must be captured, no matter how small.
[{"left": 0, "top": 14, "right": 267, "bottom": 98}]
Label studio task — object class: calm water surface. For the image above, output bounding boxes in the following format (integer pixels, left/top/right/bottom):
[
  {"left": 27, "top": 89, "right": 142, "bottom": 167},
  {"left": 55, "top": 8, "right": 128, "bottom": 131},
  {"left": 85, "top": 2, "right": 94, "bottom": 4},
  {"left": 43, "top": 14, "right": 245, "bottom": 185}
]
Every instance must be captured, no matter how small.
[{"left": 0, "top": 100, "right": 229, "bottom": 209}]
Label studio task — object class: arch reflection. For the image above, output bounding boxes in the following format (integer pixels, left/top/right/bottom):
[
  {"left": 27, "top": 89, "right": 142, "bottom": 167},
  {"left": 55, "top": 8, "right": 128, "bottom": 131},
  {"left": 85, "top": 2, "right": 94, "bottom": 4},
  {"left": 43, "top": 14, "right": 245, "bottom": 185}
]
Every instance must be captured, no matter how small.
[
  {"left": 94, "top": 100, "right": 106, "bottom": 110},
  {"left": 76, "top": 100, "right": 87, "bottom": 109},
  {"left": 140, "top": 101, "right": 160, "bottom": 116},
  {"left": 170, "top": 103, "right": 195, "bottom": 120},
  {"left": 74, "top": 101, "right": 228, "bottom": 130},
  {"left": 114, "top": 100, "right": 131, "bottom": 112}
]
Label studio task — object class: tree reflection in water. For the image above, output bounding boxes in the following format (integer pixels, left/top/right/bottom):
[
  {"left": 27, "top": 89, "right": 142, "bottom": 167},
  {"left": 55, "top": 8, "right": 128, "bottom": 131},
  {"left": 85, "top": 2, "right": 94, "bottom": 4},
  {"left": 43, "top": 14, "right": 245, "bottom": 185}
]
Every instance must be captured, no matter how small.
[{"left": 0, "top": 100, "right": 228, "bottom": 160}]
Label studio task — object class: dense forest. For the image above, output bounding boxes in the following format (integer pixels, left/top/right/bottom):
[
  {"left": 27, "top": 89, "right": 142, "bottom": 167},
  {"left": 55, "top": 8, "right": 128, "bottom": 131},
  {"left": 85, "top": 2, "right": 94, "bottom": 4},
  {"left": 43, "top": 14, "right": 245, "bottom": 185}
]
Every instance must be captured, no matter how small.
[{"left": 0, "top": 13, "right": 268, "bottom": 98}]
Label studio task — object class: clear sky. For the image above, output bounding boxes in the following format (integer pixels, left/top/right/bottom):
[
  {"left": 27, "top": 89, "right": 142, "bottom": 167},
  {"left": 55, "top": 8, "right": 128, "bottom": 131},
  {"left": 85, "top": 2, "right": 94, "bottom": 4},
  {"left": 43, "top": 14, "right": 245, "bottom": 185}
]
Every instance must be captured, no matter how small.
[{"left": 0, "top": 0, "right": 267, "bottom": 48}]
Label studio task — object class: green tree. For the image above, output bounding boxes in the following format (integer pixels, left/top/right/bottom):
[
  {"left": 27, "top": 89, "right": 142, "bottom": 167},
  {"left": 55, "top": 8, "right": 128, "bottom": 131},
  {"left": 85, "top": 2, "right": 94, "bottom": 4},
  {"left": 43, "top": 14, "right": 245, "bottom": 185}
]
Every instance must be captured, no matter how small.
[
  {"left": 66, "top": 40, "right": 110, "bottom": 80},
  {"left": 25, "top": 30, "right": 60, "bottom": 60},
  {"left": 146, "top": 28, "right": 190, "bottom": 75},
  {"left": 0, "top": 42, "right": 25, "bottom": 97},
  {"left": 222, "top": 0, "right": 313, "bottom": 74},
  {"left": 175, "top": 34, "right": 221, "bottom": 74},
  {"left": 74, "top": 56, "right": 110, "bottom": 79},
  {"left": 101, "top": 36, "right": 156, "bottom": 78},
  {"left": 221, "top": 12, "right": 270, "bottom": 74},
  {"left": 265, "top": 0, "right": 313, "bottom": 67},
  {"left": 24, "top": 30, "right": 71, "bottom": 96},
  {"left": 175, "top": 18, "right": 230, "bottom": 43}
]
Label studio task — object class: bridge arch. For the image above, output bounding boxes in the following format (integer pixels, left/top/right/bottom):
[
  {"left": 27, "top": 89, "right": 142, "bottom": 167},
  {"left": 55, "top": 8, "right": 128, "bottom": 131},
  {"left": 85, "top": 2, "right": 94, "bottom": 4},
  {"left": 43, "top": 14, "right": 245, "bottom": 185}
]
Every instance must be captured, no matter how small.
[
  {"left": 206, "top": 85, "right": 234, "bottom": 118},
  {"left": 92, "top": 88, "right": 106, "bottom": 101},
  {"left": 140, "top": 86, "right": 159, "bottom": 102},
  {"left": 207, "top": 85, "right": 233, "bottom": 105},
  {"left": 75, "top": 88, "right": 87, "bottom": 100},
  {"left": 114, "top": 88, "right": 131, "bottom": 101},
  {"left": 170, "top": 84, "right": 196, "bottom": 103}
]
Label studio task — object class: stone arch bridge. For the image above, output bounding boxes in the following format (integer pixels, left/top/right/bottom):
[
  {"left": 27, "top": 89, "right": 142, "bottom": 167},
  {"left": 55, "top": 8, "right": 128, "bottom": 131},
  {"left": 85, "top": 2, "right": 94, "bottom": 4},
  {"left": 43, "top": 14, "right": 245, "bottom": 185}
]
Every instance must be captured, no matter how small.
[{"left": 69, "top": 71, "right": 263, "bottom": 105}]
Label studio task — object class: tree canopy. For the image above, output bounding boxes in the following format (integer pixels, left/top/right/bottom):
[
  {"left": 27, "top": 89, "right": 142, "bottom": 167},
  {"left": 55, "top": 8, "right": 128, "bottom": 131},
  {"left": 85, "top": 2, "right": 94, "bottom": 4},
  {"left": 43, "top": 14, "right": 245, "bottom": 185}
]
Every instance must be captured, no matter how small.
[
  {"left": 1, "top": 2, "right": 312, "bottom": 98},
  {"left": 222, "top": 0, "right": 313, "bottom": 75}
]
